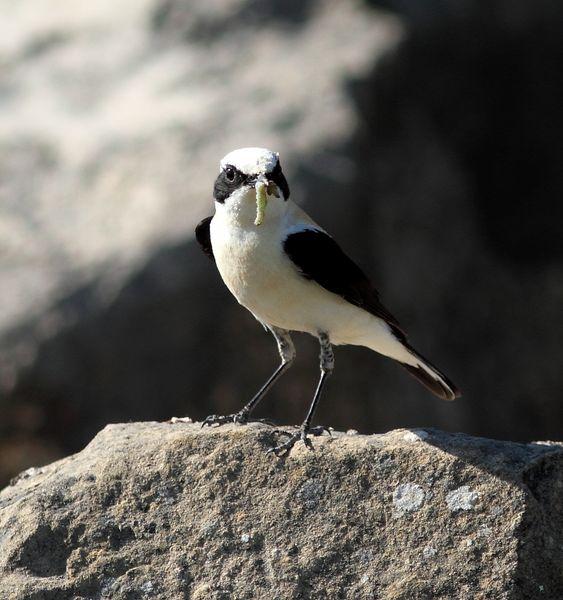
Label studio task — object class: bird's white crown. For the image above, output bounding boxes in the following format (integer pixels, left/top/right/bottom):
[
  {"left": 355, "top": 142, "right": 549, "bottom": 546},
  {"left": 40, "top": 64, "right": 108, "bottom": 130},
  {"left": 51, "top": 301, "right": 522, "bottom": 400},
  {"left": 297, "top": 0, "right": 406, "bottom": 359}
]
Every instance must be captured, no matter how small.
[{"left": 220, "top": 147, "right": 279, "bottom": 176}]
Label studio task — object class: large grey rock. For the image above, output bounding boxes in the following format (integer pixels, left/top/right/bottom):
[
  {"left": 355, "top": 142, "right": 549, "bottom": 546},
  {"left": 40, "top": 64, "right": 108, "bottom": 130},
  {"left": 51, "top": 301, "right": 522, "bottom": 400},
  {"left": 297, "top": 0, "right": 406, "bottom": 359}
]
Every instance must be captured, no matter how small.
[{"left": 1, "top": 422, "right": 562, "bottom": 599}]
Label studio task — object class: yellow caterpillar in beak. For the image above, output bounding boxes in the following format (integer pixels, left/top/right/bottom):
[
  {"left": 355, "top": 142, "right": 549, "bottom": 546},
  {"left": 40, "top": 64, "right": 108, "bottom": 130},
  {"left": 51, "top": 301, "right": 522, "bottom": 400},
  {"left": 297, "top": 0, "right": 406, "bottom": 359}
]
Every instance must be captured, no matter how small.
[{"left": 254, "top": 181, "right": 279, "bottom": 226}]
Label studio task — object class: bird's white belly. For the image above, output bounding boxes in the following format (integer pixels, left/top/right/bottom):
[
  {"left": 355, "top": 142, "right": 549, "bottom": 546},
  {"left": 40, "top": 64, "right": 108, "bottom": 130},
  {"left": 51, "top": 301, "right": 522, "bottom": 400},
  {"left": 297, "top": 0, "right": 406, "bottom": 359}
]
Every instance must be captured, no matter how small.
[{"left": 210, "top": 217, "right": 388, "bottom": 346}]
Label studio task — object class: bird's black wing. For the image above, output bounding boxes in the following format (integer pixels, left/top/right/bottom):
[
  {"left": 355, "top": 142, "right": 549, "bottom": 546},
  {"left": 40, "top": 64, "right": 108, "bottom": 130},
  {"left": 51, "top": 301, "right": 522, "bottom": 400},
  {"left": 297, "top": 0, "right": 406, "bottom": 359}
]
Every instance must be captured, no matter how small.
[
  {"left": 283, "top": 228, "right": 405, "bottom": 340},
  {"left": 195, "top": 216, "right": 214, "bottom": 260}
]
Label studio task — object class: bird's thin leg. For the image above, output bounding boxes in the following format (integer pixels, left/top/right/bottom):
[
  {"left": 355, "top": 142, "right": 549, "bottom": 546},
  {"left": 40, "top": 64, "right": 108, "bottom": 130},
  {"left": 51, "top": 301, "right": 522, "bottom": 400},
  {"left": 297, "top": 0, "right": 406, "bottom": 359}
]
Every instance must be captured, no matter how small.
[
  {"left": 269, "top": 332, "right": 334, "bottom": 456},
  {"left": 202, "top": 326, "right": 295, "bottom": 427}
]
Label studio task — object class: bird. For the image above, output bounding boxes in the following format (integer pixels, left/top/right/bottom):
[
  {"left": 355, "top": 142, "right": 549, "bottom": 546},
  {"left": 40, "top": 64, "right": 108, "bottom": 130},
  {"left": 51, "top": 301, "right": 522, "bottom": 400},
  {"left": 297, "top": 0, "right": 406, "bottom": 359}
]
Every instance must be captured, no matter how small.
[{"left": 196, "top": 147, "right": 460, "bottom": 455}]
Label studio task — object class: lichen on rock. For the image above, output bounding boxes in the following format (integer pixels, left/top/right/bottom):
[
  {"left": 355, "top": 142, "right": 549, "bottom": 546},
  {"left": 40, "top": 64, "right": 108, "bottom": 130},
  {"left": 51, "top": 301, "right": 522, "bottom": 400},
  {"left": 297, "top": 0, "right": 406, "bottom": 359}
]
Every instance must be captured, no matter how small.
[
  {"left": 446, "top": 485, "right": 480, "bottom": 512},
  {"left": 392, "top": 482, "right": 425, "bottom": 513}
]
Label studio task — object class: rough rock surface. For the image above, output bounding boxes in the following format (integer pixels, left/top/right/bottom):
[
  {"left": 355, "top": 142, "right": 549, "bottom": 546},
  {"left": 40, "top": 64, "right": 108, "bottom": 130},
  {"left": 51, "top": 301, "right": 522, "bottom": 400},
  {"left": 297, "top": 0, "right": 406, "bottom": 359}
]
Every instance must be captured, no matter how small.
[{"left": 1, "top": 422, "right": 562, "bottom": 599}]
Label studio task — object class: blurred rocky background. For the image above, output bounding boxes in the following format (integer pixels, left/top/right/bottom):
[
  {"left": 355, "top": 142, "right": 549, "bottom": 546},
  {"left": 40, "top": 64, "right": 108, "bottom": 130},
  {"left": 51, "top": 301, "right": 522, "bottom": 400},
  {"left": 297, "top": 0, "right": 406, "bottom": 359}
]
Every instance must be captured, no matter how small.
[{"left": 0, "top": 0, "right": 562, "bottom": 486}]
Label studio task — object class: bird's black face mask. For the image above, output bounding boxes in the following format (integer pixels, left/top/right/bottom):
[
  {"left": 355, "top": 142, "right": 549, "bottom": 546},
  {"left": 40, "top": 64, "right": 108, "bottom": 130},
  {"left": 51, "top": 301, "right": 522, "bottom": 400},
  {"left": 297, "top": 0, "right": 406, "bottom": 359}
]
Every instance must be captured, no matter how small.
[{"left": 213, "top": 161, "right": 290, "bottom": 204}]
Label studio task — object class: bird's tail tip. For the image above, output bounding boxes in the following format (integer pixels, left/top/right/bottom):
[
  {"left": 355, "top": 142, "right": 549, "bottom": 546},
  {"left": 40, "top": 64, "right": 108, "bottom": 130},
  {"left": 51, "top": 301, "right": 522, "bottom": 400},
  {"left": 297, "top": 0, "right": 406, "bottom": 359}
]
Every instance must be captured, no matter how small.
[{"left": 401, "top": 348, "right": 461, "bottom": 401}]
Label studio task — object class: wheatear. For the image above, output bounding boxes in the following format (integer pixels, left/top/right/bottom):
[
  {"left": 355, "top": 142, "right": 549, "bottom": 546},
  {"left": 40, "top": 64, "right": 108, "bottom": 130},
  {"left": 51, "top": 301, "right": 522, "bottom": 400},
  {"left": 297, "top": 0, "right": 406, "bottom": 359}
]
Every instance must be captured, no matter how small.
[{"left": 197, "top": 147, "right": 460, "bottom": 455}]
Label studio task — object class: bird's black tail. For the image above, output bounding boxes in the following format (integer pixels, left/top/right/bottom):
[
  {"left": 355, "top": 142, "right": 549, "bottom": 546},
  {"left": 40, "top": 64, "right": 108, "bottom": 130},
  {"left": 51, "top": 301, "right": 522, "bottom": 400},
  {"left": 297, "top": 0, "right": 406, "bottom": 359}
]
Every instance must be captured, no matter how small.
[{"left": 401, "top": 345, "right": 461, "bottom": 401}]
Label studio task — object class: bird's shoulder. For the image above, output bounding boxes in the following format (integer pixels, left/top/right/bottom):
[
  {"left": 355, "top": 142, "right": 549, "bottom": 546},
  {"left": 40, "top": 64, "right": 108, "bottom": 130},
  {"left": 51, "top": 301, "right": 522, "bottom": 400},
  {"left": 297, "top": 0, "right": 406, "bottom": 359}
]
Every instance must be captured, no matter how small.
[
  {"left": 282, "top": 225, "right": 405, "bottom": 338},
  {"left": 195, "top": 215, "right": 214, "bottom": 260}
]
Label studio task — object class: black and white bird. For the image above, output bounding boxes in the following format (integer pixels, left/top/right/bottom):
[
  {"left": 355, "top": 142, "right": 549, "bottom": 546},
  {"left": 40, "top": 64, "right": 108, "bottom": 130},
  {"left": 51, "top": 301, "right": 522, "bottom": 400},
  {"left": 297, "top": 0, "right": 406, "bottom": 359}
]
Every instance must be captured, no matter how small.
[{"left": 196, "top": 147, "right": 460, "bottom": 455}]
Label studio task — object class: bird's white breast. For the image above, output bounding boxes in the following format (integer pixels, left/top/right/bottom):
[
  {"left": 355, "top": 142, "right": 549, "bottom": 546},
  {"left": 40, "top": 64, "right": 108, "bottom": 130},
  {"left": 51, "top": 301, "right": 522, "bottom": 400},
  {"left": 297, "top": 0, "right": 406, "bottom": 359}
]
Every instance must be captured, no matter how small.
[
  {"left": 210, "top": 198, "right": 290, "bottom": 320},
  {"left": 209, "top": 196, "right": 395, "bottom": 350}
]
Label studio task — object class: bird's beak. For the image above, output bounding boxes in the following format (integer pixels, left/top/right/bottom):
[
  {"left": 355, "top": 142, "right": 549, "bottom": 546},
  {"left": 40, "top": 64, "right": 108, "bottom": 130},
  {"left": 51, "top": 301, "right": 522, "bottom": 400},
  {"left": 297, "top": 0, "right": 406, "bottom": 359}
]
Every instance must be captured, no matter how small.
[{"left": 253, "top": 175, "right": 278, "bottom": 226}]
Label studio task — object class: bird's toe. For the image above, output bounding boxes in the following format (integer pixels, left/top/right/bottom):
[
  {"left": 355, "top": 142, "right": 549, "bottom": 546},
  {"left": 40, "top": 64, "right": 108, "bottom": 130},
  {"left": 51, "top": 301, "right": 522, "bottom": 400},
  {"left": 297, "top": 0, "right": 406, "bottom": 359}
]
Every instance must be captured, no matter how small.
[
  {"left": 267, "top": 425, "right": 331, "bottom": 457},
  {"left": 200, "top": 410, "right": 261, "bottom": 428},
  {"left": 201, "top": 413, "right": 236, "bottom": 427},
  {"left": 309, "top": 425, "right": 332, "bottom": 437}
]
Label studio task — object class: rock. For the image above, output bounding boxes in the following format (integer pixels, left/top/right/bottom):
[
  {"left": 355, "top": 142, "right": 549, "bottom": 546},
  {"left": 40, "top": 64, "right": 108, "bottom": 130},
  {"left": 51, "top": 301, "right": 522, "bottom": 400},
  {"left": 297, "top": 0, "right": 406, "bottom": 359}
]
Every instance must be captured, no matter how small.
[{"left": 1, "top": 423, "right": 562, "bottom": 599}]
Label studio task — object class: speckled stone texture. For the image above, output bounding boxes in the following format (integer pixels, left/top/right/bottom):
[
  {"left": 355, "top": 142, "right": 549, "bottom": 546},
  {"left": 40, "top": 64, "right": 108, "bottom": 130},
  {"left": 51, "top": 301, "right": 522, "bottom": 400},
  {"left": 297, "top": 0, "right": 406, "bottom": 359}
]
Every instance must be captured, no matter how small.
[{"left": 1, "top": 423, "right": 562, "bottom": 599}]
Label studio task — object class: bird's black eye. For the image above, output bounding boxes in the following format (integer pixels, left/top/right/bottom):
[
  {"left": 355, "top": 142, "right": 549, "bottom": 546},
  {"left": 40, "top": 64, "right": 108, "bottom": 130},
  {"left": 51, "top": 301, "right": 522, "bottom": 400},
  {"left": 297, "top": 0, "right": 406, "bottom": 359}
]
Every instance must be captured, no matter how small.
[{"left": 225, "top": 166, "right": 236, "bottom": 181}]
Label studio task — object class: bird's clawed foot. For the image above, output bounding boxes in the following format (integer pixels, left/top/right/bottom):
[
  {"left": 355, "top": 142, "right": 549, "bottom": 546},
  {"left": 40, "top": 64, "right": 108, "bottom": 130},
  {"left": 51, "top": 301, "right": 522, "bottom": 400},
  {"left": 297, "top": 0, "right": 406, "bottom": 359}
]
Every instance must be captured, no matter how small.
[
  {"left": 201, "top": 412, "right": 248, "bottom": 427},
  {"left": 201, "top": 411, "right": 275, "bottom": 428},
  {"left": 267, "top": 425, "right": 331, "bottom": 457}
]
